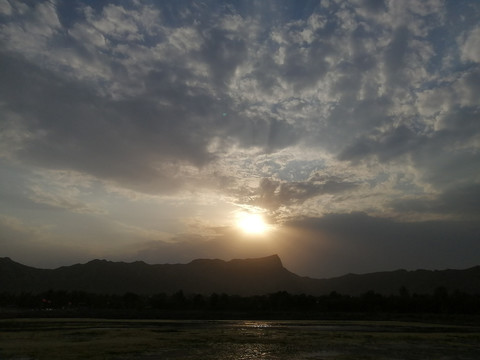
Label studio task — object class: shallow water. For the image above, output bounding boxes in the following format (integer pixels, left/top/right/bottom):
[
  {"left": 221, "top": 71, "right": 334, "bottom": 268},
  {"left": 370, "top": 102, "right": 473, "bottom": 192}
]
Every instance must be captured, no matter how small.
[{"left": 1, "top": 319, "right": 480, "bottom": 360}]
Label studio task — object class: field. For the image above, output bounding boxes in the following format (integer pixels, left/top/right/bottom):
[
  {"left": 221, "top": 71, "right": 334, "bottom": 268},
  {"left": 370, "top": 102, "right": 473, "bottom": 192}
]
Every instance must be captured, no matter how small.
[{"left": 1, "top": 318, "right": 479, "bottom": 359}]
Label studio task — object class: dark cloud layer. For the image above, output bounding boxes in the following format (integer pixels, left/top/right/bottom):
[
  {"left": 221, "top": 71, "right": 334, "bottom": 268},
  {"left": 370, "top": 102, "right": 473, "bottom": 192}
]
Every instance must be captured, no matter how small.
[{"left": 0, "top": 50, "right": 219, "bottom": 193}]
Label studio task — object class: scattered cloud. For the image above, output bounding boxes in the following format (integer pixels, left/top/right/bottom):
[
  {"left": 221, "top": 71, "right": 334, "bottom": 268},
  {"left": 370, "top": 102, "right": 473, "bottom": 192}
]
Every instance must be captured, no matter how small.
[
  {"left": 459, "top": 25, "right": 480, "bottom": 63},
  {"left": 247, "top": 175, "right": 358, "bottom": 212},
  {"left": 1, "top": 0, "right": 479, "bottom": 276}
]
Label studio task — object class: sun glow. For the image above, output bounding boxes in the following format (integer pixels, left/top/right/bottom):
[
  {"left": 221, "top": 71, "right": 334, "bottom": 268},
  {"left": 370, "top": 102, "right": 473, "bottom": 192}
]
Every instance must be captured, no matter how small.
[{"left": 237, "top": 212, "right": 269, "bottom": 234}]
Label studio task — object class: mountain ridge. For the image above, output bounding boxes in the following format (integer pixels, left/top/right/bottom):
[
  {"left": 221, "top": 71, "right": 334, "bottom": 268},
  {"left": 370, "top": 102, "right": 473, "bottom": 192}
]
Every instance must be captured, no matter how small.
[{"left": 1, "top": 256, "right": 479, "bottom": 296}]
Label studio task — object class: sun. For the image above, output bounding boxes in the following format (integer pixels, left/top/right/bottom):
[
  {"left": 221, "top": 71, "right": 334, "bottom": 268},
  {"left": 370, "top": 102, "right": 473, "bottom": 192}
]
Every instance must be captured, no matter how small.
[{"left": 237, "top": 213, "right": 269, "bottom": 234}]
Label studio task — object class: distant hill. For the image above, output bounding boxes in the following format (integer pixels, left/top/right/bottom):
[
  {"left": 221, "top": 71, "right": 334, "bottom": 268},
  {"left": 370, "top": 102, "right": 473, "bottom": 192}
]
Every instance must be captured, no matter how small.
[
  {"left": 1, "top": 255, "right": 479, "bottom": 296},
  {"left": 311, "top": 266, "right": 480, "bottom": 296}
]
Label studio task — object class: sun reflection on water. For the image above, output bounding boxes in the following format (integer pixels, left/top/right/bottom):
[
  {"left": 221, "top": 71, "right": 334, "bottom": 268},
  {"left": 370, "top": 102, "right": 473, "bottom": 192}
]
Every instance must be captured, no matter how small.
[{"left": 241, "top": 321, "right": 272, "bottom": 328}]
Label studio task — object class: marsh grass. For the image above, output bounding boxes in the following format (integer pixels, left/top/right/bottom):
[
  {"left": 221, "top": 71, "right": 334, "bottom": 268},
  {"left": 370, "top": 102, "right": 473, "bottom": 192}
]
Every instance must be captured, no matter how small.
[{"left": 0, "top": 319, "right": 479, "bottom": 359}]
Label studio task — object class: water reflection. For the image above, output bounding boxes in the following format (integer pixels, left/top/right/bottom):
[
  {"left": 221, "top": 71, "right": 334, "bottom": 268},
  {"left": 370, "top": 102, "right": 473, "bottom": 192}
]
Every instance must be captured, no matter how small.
[
  {"left": 6, "top": 319, "right": 479, "bottom": 360},
  {"left": 234, "top": 344, "right": 271, "bottom": 359},
  {"left": 240, "top": 321, "right": 272, "bottom": 328}
]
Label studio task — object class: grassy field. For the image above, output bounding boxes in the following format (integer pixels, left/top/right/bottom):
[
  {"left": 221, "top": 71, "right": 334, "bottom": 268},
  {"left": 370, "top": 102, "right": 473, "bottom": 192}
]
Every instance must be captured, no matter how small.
[{"left": 0, "top": 318, "right": 479, "bottom": 359}]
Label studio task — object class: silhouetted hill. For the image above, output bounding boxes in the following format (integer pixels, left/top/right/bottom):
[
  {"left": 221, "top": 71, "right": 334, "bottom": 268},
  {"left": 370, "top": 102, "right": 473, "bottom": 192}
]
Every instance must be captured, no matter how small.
[
  {"left": 0, "top": 255, "right": 302, "bottom": 296},
  {"left": 1, "top": 256, "right": 479, "bottom": 296},
  {"left": 313, "top": 266, "right": 480, "bottom": 296}
]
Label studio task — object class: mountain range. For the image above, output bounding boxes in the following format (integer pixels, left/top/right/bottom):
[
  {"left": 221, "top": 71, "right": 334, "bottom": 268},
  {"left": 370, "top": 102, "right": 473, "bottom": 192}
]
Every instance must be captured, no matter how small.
[{"left": 1, "top": 255, "right": 479, "bottom": 296}]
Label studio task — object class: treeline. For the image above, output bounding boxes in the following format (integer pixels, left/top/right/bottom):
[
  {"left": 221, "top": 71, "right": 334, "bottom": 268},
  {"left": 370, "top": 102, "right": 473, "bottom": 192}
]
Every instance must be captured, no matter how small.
[{"left": 1, "top": 287, "right": 479, "bottom": 315}]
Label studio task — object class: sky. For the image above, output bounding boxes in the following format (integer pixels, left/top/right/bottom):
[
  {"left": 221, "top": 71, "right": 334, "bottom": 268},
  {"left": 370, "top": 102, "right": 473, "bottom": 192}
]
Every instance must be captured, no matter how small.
[{"left": 1, "top": 0, "right": 479, "bottom": 279}]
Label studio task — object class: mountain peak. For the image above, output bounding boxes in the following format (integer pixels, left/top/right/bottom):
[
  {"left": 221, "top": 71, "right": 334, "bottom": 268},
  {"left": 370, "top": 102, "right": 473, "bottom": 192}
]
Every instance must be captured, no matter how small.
[
  {"left": 265, "top": 254, "right": 282, "bottom": 266},
  {"left": 87, "top": 259, "right": 109, "bottom": 264}
]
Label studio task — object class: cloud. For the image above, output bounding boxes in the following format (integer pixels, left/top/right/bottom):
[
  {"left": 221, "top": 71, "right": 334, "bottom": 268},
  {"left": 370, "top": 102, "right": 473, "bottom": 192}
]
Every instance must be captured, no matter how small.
[
  {"left": 200, "top": 27, "right": 248, "bottom": 87},
  {"left": 0, "top": 1, "right": 303, "bottom": 195},
  {"left": 384, "top": 26, "right": 410, "bottom": 76},
  {"left": 0, "top": 50, "right": 214, "bottom": 193},
  {"left": 0, "top": 0, "right": 12, "bottom": 15},
  {"left": 2, "top": 1, "right": 478, "bottom": 204},
  {"left": 459, "top": 26, "right": 480, "bottom": 63},
  {"left": 390, "top": 184, "right": 480, "bottom": 218},
  {"left": 338, "top": 125, "right": 422, "bottom": 163},
  {"left": 245, "top": 174, "right": 358, "bottom": 212},
  {"left": 357, "top": 0, "right": 387, "bottom": 14},
  {"left": 1, "top": 0, "right": 480, "bottom": 275},
  {"left": 28, "top": 183, "right": 104, "bottom": 215}
]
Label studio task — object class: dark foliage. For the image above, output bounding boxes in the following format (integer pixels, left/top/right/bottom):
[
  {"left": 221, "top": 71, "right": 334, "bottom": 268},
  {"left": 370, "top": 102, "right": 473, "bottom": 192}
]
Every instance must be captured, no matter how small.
[{"left": 1, "top": 287, "right": 479, "bottom": 317}]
